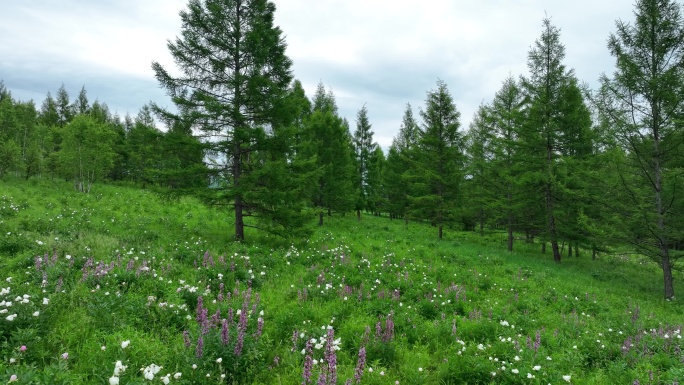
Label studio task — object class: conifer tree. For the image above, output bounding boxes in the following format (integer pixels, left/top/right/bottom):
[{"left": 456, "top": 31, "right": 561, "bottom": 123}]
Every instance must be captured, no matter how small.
[
  {"left": 304, "top": 86, "right": 355, "bottom": 225},
  {"left": 152, "top": 0, "right": 303, "bottom": 240},
  {"left": 409, "top": 80, "right": 464, "bottom": 239},
  {"left": 353, "top": 104, "right": 377, "bottom": 219},
  {"left": 598, "top": 0, "right": 684, "bottom": 299},
  {"left": 521, "top": 18, "right": 591, "bottom": 262}
]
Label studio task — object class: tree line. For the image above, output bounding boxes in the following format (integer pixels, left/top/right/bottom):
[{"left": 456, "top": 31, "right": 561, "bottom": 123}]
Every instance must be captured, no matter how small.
[
  {"left": 1, "top": 0, "right": 683, "bottom": 299},
  {"left": 0, "top": 83, "right": 206, "bottom": 192}
]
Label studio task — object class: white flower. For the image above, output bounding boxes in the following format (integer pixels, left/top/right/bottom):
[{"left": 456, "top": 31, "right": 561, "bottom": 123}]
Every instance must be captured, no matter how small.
[
  {"left": 114, "top": 361, "right": 127, "bottom": 376},
  {"left": 121, "top": 340, "right": 130, "bottom": 349},
  {"left": 533, "top": 365, "right": 541, "bottom": 371},
  {"left": 6, "top": 314, "right": 17, "bottom": 321},
  {"left": 216, "top": 357, "right": 222, "bottom": 363},
  {"left": 192, "top": 364, "right": 197, "bottom": 370},
  {"left": 32, "top": 311, "right": 39, "bottom": 317},
  {"left": 514, "top": 356, "right": 520, "bottom": 361},
  {"left": 42, "top": 298, "right": 49, "bottom": 305},
  {"left": 418, "top": 367, "right": 423, "bottom": 372},
  {"left": 563, "top": 375, "right": 572, "bottom": 382},
  {"left": 527, "top": 373, "right": 534, "bottom": 379},
  {"left": 174, "top": 373, "right": 182, "bottom": 379},
  {"left": 511, "top": 368, "right": 519, "bottom": 374},
  {"left": 109, "top": 376, "right": 120, "bottom": 385},
  {"left": 161, "top": 374, "right": 170, "bottom": 384}
]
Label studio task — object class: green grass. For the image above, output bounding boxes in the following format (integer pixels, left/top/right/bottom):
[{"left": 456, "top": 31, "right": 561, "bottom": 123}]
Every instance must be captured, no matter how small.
[{"left": 1, "top": 177, "right": 683, "bottom": 384}]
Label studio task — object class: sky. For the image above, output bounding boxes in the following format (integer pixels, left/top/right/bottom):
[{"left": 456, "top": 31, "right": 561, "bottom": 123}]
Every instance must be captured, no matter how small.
[{"left": 0, "top": 1, "right": 637, "bottom": 150}]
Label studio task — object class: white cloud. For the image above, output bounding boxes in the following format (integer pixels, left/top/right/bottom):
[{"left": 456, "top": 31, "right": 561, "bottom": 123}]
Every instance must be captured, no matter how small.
[{"left": 1, "top": 0, "right": 636, "bottom": 145}]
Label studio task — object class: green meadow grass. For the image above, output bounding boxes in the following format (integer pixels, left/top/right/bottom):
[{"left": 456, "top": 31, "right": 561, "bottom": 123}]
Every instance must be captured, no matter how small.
[{"left": 0, "top": 178, "right": 682, "bottom": 384}]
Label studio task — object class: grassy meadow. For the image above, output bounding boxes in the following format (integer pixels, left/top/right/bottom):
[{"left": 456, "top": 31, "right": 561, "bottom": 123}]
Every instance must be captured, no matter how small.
[{"left": 0, "top": 178, "right": 683, "bottom": 384}]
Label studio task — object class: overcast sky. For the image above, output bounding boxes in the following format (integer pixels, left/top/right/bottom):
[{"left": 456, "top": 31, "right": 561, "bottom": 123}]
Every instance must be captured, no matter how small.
[{"left": 1, "top": 1, "right": 637, "bottom": 149}]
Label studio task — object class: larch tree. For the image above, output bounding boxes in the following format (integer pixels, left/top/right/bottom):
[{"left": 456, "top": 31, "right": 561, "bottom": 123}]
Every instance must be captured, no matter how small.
[
  {"left": 353, "top": 104, "right": 377, "bottom": 219},
  {"left": 598, "top": 0, "right": 684, "bottom": 299},
  {"left": 383, "top": 103, "right": 419, "bottom": 221},
  {"left": 304, "top": 85, "right": 355, "bottom": 225},
  {"left": 152, "top": 0, "right": 303, "bottom": 241},
  {"left": 409, "top": 80, "right": 464, "bottom": 239},
  {"left": 521, "top": 17, "right": 582, "bottom": 262}
]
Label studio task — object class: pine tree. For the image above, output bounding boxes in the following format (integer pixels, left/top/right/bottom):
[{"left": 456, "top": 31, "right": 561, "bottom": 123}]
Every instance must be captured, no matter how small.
[
  {"left": 598, "top": 0, "right": 684, "bottom": 299},
  {"left": 152, "top": 0, "right": 301, "bottom": 241}
]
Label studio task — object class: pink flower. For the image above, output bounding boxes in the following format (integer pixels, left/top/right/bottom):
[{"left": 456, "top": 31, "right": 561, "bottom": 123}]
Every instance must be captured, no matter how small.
[
  {"left": 20, "top": 345, "right": 27, "bottom": 352},
  {"left": 9, "top": 374, "right": 18, "bottom": 382},
  {"left": 61, "top": 352, "right": 69, "bottom": 360}
]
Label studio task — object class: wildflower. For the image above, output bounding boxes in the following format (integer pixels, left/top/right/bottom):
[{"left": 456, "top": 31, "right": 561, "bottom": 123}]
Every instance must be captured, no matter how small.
[
  {"left": 20, "top": 345, "right": 26, "bottom": 352},
  {"left": 160, "top": 374, "right": 171, "bottom": 384},
  {"left": 6, "top": 314, "right": 17, "bottom": 321},
  {"left": 563, "top": 374, "right": 572, "bottom": 382},
  {"left": 216, "top": 357, "right": 222, "bottom": 363},
  {"left": 42, "top": 298, "right": 49, "bottom": 305},
  {"left": 9, "top": 375, "right": 18, "bottom": 383},
  {"left": 121, "top": 340, "right": 130, "bottom": 349},
  {"left": 61, "top": 352, "right": 68, "bottom": 360},
  {"left": 113, "top": 361, "right": 127, "bottom": 376},
  {"left": 512, "top": 368, "right": 519, "bottom": 374},
  {"left": 32, "top": 311, "right": 39, "bottom": 317},
  {"left": 174, "top": 373, "right": 182, "bottom": 379},
  {"left": 533, "top": 365, "right": 541, "bottom": 370},
  {"left": 101, "top": 346, "right": 106, "bottom": 351},
  {"left": 418, "top": 367, "right": 423, "bottom": 372},
  {"left": 527, "top": 373, "right": 534, "bottom": 379},
  {"left": 109, "top": 376, "right": 119, "bottom": 385}
]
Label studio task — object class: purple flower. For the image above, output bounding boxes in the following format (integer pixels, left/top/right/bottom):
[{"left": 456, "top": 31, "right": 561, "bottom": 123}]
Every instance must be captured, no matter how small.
[
  {"left": 183, "top": 330, "right": 192, "bottom": 348},
  {"left": 221, "top": 319, "right": 230, "bottom": 345},
  {"left": 353, "top": 347, "right": 366, "bottom": 384},
  {"left": 302, "top": 340, "right": 314, "bottom": 385},
  {"left": 195, "top": 335, "right": 204, "bottom": 358}
]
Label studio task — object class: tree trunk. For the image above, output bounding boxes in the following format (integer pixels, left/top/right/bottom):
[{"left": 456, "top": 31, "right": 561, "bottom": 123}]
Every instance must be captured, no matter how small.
[
  {"left": 662, "top": 251, "right": 674, "bottom": 299},
  {"left": 479, "top": 208, "right": 484, "bottom": 236},
  {"left": 319, "top": 211, "right": 323, "bottom": 227},
  {"left": 541, "top": 242, "right": 546, "bottom": 254},
  {"left": 654, "top": 114, "right": 674, "bottom": 299},
  {"left": 357, "top": 209, "right": 361, "bottom": 221},
  {"left": 546, "top": 146, "right": 561, "bottom": 263},
  {"left": 568, "top": 244, "right": 572, "bottom": 258},
  {"left": 233, "top": 145, "right": 244, "bottom": 241},
  {"left": 438, "top": 225, "right": 443, "bottom": 239},
  {"left": 507, "top": 224, "right": 514, "bottom": 252},
  {"left": 575, "top": 245, "right": 579, "bottom": 258}
]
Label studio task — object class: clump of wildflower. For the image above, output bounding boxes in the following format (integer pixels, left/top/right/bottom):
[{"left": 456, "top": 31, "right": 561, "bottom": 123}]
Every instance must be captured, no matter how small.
[
  {"left": 142, "top": 364, "right": 162, "bottom": 380},
  {"left": 353, "top": 346, "right": 366, "bottom": 384},
  {"left": 302, "top": 339, "right": 314, "bottom": 385}
]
